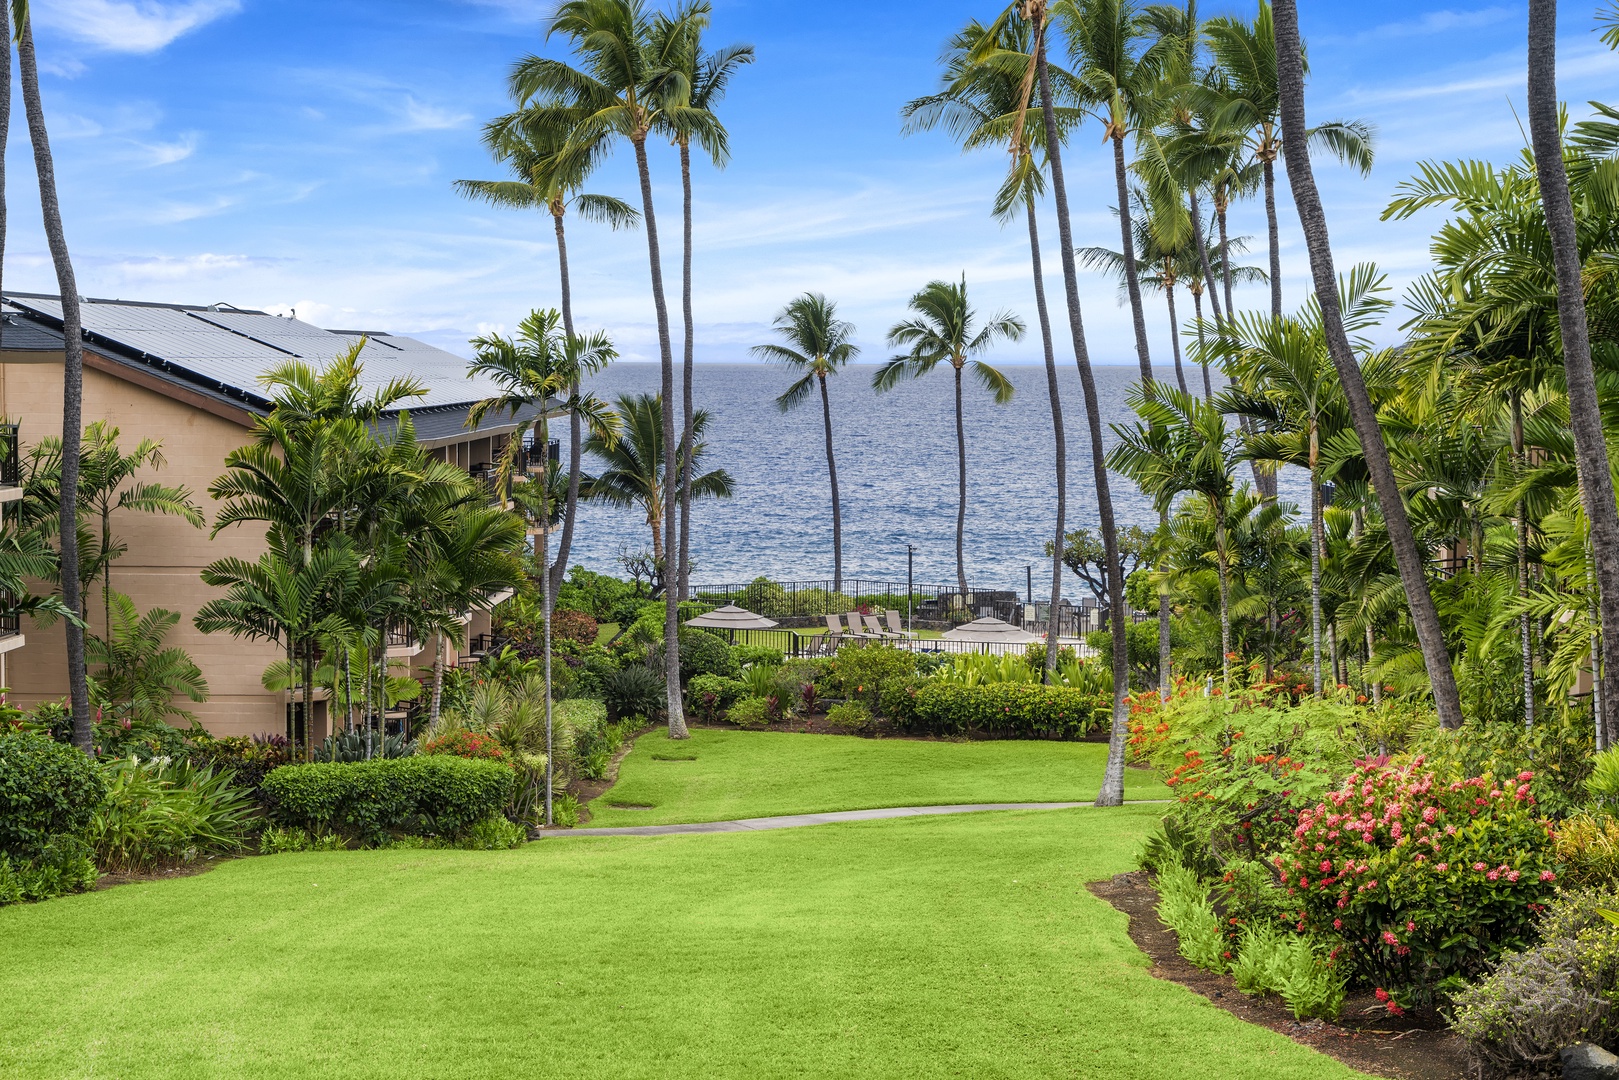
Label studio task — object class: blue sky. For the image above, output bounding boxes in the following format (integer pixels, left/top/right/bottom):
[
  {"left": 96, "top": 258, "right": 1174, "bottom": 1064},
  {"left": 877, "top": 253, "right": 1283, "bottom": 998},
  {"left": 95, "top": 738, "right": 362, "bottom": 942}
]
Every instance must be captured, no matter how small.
[{"left": 6, "top": 1, "right": 1619, "bottom": 364}]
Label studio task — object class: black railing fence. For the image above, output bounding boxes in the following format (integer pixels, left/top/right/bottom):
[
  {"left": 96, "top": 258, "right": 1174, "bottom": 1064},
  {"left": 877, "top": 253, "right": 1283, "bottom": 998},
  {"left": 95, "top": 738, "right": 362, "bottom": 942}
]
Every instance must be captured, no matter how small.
[{"left": 0, "top": 424, "right": 17, "bottom": 487}]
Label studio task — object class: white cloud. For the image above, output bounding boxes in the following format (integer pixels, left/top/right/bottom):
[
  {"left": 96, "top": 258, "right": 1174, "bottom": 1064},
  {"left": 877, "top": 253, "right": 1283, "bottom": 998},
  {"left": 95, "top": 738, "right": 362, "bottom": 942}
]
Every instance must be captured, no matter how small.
[
  {"left": 134, "top": 133, "right": 197, "bottom": 166},
  {"left": 397, "top": 96, "right": 473, "bottom": 132},
  {"left": 147, "top": 195, "right": 237, "bottom": 223},
  {"left": 34, "top": 0, "right": 241, "bottom": 54},
  {"left": 101, "top": 251, "right": 266, "bottom": 280},
  {"left": 1334, "top": 7, "right": 1515, "bottom": 44}
]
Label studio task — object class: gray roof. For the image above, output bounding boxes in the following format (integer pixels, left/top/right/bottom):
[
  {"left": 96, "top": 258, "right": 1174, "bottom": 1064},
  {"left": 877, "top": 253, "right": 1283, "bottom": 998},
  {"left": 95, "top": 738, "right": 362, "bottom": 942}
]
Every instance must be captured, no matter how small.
[{"left": 1, "top": 295, "right": 531, "bottom": 426}]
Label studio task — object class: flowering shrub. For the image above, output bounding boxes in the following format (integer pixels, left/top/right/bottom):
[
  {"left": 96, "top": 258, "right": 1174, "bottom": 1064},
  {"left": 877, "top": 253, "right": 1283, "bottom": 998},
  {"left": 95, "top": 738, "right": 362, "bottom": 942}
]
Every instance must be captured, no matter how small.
[
  {"left": 1283, "top": 757, "right": 1557, "bottom": 1005},
  {"left": 549, "top": 608, "right": 599, "bottom": 649},
  {"left": 420, "top": 730, "right": 507, "bottom": 762}
]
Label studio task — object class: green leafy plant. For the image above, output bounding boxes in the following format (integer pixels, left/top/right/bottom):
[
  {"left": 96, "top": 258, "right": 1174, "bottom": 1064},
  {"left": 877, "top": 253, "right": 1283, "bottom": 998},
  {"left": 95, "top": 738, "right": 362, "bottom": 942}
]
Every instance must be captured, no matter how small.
[
  {"left": 725, "top": 696, "right": 773, "bottom": 729},
  {"left": 687, "top": 673, "right": 745, "bottom": 722},
  {"left": 457, "top": 814, "right": 528, "bottom": 850},
  {"left": 0, "top": 732, "right": 109, "bottom": 860},
  {"left": 317, "top": 729, "right": 414, "bottom": 763},
  {"left": 603, "top": 665, "right": 666, "bottom": 723},
  {"left": 907, "top": 681, "right": 1103, "bottom": 738},
  {"left": 1557, "top": 814, "right": 1619, "bottom": 888},
  {"left": 1588, "top": 748, "right": 1619, "bottom": 812},
  {"left": 260, "top": 756, "right": 516, "bottom": 846},
  {"left": 825, "top": 701, "right": 873, "bottom": 734},
  {"left": 87, "top": 759, "right": 257, "bottom": 873},
  {"left": 0, "top": 837, "right": 98, "bottom": 906},
  {"left": 1154, "top": 863, "right": 1226, "bottom": 971},
  {"left": 734, "top": 644, "right": 784, "bottom": 668}
]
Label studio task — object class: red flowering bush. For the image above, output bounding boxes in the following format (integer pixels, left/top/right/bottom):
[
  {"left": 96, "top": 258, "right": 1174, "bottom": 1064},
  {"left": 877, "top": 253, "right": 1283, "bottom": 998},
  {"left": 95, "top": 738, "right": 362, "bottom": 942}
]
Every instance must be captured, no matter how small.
[
  {"left": 420, "top": 730, "right": 507, "bottom": 762},
  {"left": 1283, "top": 756, "right": 1557, "bottom": 1006},
  {"left": 550, "top": 608, "right": 599, "bottom": 649}
]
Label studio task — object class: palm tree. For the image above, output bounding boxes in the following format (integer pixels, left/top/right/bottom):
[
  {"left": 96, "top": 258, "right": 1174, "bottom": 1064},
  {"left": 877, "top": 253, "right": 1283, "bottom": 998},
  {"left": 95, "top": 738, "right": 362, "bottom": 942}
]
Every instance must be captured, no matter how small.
[
  {"left": 456, "top": 105, "right": 638, "bottom": 598},
  {"left": 15, "top": 8, "right": 91, "bottom": 751},
  {"left": 1060, "top": 0, "right": 1170, "bottom": 386},
  {"left": 1079, "top": 188, "right": 1195, "bottom": 394},
  {"left": 1525, "top": 0, "right": 1619, "bottom": 746},
  {"left": 1109, "top": 383, "right": 1239, "bottom": 682},
  {"left": 1217, "top": 267, "right": 1388, "bottom": 695},
  {"left": 468, "top": 309, "right": 616, "bottom": 792},
  {"left": 1198, "top": 0, "right": 1375, "bottom": 318},
  {"left": 88, "top": 595, "right": 208, "bottom": 727},
  {"left": 907, "top": 14, "right": 1080, "bottom": 683},
  {"left": 662, "top": 19, "right": 752, "bottom": 603},
  {"left": 1271, "top": 0, "right": 1464, "bottom": 729},
  {"left": 583, "top": 392, "right": 733, "bottom": 580},
  {"left": 874, "top": 277, "right": 1022, "bottom": 598},
  {"left": 752, "top": 294, "right": 857, "bottom": 593},
  {"left": 1006, "top": 0, "right": 1133, "bottom": 807},
  {"left": 521, "top": 0, "right": 709, "bottom": 738}
]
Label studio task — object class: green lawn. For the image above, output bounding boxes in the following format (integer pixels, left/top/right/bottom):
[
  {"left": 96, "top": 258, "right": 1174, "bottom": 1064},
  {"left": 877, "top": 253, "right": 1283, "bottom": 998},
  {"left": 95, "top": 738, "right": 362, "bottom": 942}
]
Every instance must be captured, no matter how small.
[
  {"left": 0, "top": 807, "right": 1368, "bottom": 1079},
  {"left": 585, "top": 728, "right": 1170, "bottom": 827}
]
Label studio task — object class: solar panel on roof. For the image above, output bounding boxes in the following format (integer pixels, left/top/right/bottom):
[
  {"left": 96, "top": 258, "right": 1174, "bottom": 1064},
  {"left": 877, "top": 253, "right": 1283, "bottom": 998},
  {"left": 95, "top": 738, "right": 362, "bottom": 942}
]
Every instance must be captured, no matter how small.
[{"left": 4, "top": 296, "right": 508, "bottom": 412}]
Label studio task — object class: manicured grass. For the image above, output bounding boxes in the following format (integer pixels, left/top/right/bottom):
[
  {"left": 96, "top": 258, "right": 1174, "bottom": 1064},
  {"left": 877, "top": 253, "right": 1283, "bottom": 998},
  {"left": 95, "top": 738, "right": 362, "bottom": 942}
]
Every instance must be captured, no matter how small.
[
  {"left": 586, "top": 727, "right": 1170, "bottom": 827},
  {"left": 0, "top": 807, "right": 1369, "bottom": 1079}
]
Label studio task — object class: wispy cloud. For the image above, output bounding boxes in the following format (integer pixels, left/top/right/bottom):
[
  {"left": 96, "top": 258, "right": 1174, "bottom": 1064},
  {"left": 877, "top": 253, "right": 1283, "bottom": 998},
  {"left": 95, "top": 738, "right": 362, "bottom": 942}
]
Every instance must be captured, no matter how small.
[
  {"left": 134, "top": 133, "right": 197, "bottom": 167},
  {"left": 147, "top": 195, "right": 237, "bottom": 224},
  {"left": 1329, "top": 6, "right": 1515, "bottom": 44},
  {"left": 99, "top": 251, "right": 273, "bottom": 281},
  {"left": 34, "top": 0, "right": 242, "bottom": 54},
  {"left": 1342, "top": 40, "right": 1619, "bottom": 106},
  {"left": 398, "top": 96, "right": 473, "bottom": 132}
]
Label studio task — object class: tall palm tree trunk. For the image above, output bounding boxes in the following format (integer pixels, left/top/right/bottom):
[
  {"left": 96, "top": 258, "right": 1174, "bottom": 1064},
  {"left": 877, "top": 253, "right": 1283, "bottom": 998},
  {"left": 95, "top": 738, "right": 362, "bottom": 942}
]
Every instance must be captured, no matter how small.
[
  {"left": 1216, "top": 504, "right": 1231, "bottom": 685},
  {"left": 1528, "top": 0, "right": 1619, "bottom": 746},
  {"left": 1032, "top": 9, "right": 1128, "bottom": 807},
  {"left": 1158, "top": 506, "right": 1171, "bottom": 696},
  {"left": 1027, "top": 196, "right": 1066, "bottom": 684},
  {"left": 1262, "top": 153, "right": 1282, "bottom": 319},
  {"left": 1274, "top": 0, "right": 1464, "bottom": 730},
  {"left": 430, "top": 630, "right": 446, "bottom": 725},
  {"left": 1189, "top": 189, "right": 1223, "bottom": 330},
  {"left": 1310, "top": 470, "right": 1323, "bottom": 695},
  {"left": 0, "top": 0, "right": 8, "bottom": 368},
  {"left": 629, "top": 133, "right": 687, "bottom": 739},
  {"left": 549, "top": 207, "right": 583, "bottom": 599},
  {"left": 18, "top": 18, "right": 91, "bottom": 752},
  {"left": 1512, "top": 393, "right": 1533, "bottom": 728},
  {"left": 1112, "top": 135, "right": 1154, "bottom": 386},
  {"left": 676, "top": 140, "right": 695, "bottom": 603},
  {"left": 540, "top": 520, "right": 554, "bottom": 825},
  {"left": 303, "top": 641, "right": 316, "bottom": 761},
  {"left": 952, "top": 363, "right": 969, "bottom": 598},
  {"left": 1192, "top": 291, "right": 1213, "bottom": 400},
  {"left": 1165, "top": 288, "right": 1188, "bottom": 396},
  {"left": 1217, "top": 199, "right": 1234, "bottom": 321},
  {"left": 818, "top": 374, "right": 843, "bottom": 594}
]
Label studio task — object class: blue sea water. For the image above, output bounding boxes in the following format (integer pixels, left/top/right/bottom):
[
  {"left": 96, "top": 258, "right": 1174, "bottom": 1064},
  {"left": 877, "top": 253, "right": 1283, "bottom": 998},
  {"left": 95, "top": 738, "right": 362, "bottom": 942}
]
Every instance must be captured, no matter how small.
[{"left": 564, "top": 362, "right": 1309, "bottom": 595}]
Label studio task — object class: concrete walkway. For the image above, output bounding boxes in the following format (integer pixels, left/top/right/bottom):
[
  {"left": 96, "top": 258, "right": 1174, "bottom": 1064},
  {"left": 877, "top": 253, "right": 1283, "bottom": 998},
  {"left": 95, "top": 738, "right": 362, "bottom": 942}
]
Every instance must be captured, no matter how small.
[{"left": 536, "top": 800, "right": 1166, "bottom": 838}]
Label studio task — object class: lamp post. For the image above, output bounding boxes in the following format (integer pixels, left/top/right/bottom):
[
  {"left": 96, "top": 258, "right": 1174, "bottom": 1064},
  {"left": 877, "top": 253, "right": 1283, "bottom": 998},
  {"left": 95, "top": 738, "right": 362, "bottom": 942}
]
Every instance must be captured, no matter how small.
[{"left": 907, "top": 543, "right": 914, "bottom": 632}]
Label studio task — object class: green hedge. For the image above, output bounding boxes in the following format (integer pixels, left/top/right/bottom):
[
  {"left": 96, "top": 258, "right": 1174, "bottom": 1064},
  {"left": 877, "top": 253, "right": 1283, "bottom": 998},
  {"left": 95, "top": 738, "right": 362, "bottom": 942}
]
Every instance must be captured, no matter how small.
[
  {"left": 881, "top": 681, "right": 1105, "bottom": 738},
  {"left": 260, "top": 757, "right": 516, "bottom": 844},
  {"left": 0, "top": 732, "right": 109, "bottom": 859}
]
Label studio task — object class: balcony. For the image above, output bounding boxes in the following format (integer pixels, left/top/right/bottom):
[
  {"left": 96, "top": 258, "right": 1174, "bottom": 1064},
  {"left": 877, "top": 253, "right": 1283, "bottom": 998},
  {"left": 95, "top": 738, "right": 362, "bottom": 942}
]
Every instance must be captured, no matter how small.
[
  {"left": 384, "top": 621, "right": 421, "bottom": 658},
  {"left": 521, "top": 438, "right": 560, "bottom": 473},
  {"left": 0, "top": 592, "right": 25, "bottom": 655},
  {"left": 468, "top": 463, "right": 508, "bottom": 506},
  {"left": 0, "top": 424, "right": 20, "bottom": 505}
]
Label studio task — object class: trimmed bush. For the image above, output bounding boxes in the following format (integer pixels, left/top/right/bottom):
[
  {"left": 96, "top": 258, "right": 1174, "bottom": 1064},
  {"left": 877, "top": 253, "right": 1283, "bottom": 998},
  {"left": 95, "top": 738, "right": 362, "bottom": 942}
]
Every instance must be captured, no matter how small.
[
  {"left": 907, "top": 682, "right": 1102, "bottom": 738},
  {"left": 0, "top": 837, "right": 98, "bottom": 906},
  {"left": 734, "top": 644, "right": 785, "bottom": 668},
  {"left": 0, "top": 732, "right": 109, "bottom": 859},
  {"left": 260, "top": 756, "right": 516, "bottom": 845},
  {"left": 725, "top": 697, "right": 773, "bottom": 729}
]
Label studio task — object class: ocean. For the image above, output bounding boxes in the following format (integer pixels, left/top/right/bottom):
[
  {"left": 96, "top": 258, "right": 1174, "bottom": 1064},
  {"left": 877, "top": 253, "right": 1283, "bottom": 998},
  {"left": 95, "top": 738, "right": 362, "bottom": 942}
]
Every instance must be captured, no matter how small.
[{"left": 562, "top": 361, "right": 1309, "bottom": 596}]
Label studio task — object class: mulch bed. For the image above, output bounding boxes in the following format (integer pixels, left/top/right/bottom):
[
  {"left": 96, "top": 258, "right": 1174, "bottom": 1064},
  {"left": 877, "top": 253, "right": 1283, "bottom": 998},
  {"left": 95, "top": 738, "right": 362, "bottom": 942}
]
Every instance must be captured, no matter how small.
[
  {"left": 95, "top": 859, "right": 230, "bottom": 891},
  {"left": 1088, "top": 871, "right": 1471, "bottom": 1080}
]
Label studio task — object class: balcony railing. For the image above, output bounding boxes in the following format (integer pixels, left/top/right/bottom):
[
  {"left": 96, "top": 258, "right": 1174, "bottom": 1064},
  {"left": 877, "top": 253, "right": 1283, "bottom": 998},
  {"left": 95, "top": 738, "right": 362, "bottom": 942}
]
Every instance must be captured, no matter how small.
[
  {"left": 521, "top": 439, "right": 559, "bottom": 472},
  {"left": 0, "top": 424, "right": 18, "bottom": 487},
  {"left": 384, "top": 622, "right": 417, "bottom": 649},
  {"left": 468, "top": 464, "right": 507, "bottom": 504},
  {"left": 0, "top": 592, "right": 18, "bottom": 639}
]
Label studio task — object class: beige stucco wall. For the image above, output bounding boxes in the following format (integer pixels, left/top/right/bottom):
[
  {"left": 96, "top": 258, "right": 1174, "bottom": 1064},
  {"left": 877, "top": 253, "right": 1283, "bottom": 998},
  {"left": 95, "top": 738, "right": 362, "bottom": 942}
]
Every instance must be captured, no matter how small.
[{"left": 0, "top": 351, "right": 289, "bottom": 738}]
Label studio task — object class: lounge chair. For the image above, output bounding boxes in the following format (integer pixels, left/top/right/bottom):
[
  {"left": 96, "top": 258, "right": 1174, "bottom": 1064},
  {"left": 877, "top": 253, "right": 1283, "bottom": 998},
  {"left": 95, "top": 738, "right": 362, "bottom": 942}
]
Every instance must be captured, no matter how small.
[
  {"left": 842, "top": 612, "right": 879, "bottom": 643},
  {"left": 884, "top": 610, "right": 918, "bottom": 639},
  {"left": 823, "top": 613, "right": 848, "bottom": 648},
  {"left": 862, "top": 613, "right": 904, "bottom": 641}
]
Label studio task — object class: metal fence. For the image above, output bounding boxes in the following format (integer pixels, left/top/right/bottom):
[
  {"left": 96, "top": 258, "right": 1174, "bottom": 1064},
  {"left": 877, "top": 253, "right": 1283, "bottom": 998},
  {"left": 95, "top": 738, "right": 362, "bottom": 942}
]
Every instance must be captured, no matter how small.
[
  {"left": 690, "top": 577, "right": 1152, "bottom": 640},
  {"left": 0, "top": 424, "right": 17, "bottom": 487}
]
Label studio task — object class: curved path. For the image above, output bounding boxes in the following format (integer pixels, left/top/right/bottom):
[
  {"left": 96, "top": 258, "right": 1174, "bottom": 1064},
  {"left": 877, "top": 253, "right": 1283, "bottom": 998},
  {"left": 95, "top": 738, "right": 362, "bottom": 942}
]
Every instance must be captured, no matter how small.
[{"left": 538, "top": 800, "right": 1168, "bottom": 838}]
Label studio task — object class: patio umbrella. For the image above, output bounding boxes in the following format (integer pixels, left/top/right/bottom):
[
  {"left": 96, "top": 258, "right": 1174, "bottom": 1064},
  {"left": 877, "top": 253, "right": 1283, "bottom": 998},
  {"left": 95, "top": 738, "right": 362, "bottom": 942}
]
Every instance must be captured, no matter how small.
[
  {"left": 685, "top": 604, "right": 778, "bottom": 631},
  {"left": 941, "top": 616, "right": 1042, "bottom": 644}
]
